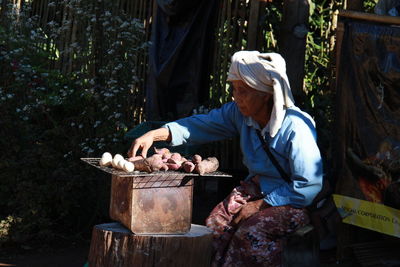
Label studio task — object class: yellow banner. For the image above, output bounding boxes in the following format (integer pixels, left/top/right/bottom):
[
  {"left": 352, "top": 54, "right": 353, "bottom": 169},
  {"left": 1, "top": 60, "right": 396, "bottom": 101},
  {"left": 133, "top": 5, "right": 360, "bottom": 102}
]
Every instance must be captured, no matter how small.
[{"left": 333, "top": 194, "right": 400, "bottom": 238}]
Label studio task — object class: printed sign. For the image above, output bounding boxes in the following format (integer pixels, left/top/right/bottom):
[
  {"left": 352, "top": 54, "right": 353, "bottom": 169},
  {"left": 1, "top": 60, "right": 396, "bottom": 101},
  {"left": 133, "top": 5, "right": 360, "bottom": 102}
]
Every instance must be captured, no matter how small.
[
  {"left": 333, "top": 18, "right": 400, "bottom": 235},
  {"left": 333, "top": 194, "right": 400, "bottom": 238}
]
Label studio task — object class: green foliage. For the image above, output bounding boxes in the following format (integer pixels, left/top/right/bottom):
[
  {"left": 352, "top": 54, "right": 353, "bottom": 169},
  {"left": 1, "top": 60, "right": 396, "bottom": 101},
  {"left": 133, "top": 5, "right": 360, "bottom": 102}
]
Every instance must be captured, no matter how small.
[
  {"left": 364, "top": 0, "right": 379, "bottom": 13},
  {"left": 260, "top": 2, "right": 283, "bottom": 51},
  {"left": 0, "top": 1, "right": 147, "bottom": 248},
  {"left": 302, "top": 0, "right": 344, "bottom": 162},
  {"left": 303, "top": 0, "right": 376, "bottom": 161}
]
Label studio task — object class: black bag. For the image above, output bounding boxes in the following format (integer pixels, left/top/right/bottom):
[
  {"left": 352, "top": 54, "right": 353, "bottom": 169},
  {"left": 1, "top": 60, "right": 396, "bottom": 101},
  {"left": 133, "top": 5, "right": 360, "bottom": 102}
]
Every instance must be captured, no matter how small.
[{"left": 256, "top": 130, "right": 340, "bottom": 248}]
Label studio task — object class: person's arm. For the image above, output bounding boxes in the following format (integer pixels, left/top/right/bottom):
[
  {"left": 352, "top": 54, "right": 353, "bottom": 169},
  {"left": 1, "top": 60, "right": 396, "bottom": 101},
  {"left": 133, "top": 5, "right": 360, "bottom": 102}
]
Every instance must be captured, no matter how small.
[
  {"left": 164, "top": 102, "right": 240, "bottom": 147},
  {"left": 128, "top": 102, "right": 240, "bottom": 158},
  {"left": 128, "top": 127, "right": 171, "bottom": 158}
]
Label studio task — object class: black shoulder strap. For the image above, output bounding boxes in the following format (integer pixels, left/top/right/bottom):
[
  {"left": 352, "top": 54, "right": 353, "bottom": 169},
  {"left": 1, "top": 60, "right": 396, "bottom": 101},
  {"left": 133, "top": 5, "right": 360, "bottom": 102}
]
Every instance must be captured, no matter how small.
[{"left": 256, "top": 130, "right": 291, "bottom": 184}]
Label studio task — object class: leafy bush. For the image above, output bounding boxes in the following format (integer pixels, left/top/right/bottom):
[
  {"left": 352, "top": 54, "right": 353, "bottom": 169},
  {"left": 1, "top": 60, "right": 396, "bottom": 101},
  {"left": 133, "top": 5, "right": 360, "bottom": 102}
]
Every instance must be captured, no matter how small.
[
  {"left": 0, "top": 1, "right": 147, "bottom": 247},
  {"left": 303, "top": 0, "right": 343, "bottom": 161},
  {"left": 303, "top": 0, "right": 375, "bottom": 168}
]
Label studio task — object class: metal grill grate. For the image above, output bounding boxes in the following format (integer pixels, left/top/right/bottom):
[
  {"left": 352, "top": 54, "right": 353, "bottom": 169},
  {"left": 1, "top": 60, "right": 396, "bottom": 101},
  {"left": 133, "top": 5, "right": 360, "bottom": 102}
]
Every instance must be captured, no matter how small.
[{"left": 80, "top": 158, "right": 232, "bottom": 178}]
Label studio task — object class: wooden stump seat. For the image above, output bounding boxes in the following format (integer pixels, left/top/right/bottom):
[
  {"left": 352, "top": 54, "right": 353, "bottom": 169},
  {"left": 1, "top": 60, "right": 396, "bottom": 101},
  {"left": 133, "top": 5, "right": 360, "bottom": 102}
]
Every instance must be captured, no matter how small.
[{"left": 88, "top": 222, "right": 213, "bottom": 267}]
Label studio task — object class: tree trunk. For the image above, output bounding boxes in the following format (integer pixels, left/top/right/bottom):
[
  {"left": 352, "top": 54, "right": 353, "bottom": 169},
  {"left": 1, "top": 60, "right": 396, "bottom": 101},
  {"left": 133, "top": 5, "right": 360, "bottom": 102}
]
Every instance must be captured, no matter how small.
[
  {"left": 280, "top": 0, "right": 309, "bottom": 107},
  {"left": 88, "top": 222, "right": 214, "bottom": 267}
]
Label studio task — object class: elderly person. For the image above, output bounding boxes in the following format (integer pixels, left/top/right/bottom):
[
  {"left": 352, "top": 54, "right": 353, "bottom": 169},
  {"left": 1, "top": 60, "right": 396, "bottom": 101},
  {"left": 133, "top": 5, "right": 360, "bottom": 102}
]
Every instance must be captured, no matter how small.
[{"left": 128, "top": 51, "right": 323, "bottom": 266}]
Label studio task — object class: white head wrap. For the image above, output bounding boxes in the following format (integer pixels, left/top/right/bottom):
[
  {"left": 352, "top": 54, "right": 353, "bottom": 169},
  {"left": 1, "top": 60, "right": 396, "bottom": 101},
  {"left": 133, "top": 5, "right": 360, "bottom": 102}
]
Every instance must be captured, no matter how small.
[{"left": 227, "top": 51, "right": 295, "bottom": 137}]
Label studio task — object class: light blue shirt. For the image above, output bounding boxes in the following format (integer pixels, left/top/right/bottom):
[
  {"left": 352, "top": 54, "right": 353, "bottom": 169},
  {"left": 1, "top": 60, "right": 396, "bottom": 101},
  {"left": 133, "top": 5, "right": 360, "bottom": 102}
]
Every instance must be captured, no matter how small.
[{"left": 164, "top": 101, "right": 323, "bottom": 208}]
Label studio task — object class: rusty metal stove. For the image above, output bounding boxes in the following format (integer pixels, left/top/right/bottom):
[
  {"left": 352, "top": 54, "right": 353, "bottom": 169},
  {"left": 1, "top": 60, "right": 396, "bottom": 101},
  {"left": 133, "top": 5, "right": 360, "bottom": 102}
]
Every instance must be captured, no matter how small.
[{"left": 81, "top": 158, "right": 231, "bottom": 235}]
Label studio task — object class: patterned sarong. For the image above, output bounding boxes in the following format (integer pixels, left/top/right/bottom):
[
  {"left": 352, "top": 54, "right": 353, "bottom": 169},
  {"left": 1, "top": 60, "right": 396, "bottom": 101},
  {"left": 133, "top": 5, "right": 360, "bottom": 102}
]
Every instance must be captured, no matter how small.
[{"left": 205, "top": 181, "right": 309, "bottom": 267}]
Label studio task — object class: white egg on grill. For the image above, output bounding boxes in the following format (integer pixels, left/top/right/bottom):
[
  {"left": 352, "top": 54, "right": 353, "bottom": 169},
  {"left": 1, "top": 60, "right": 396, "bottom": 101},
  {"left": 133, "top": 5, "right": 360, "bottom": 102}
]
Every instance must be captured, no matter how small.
[
  {"left": 112, "top": 154, "right": 124, "bottom": 168},
  {"left": 123, "top": 161, "right": 135, "bottom": 172},
  {"left": 117, "top": 159, "right": 127, "bottom": 170},
  {"left": 99, "top": 152, "right": 112, "bottom": 167}
]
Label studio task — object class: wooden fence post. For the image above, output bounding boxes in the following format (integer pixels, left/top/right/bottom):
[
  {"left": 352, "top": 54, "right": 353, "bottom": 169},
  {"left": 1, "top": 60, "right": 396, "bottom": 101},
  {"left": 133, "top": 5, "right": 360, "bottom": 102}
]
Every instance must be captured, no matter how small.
[
  {"left": 0, "top": 0, "right": 9, "bottom": 18},
  {"left": 280, "top": 0, "right": 309, "bottom": 106},
  {"left": 248, "top": 0, "right": 261, "bottom": 50}
]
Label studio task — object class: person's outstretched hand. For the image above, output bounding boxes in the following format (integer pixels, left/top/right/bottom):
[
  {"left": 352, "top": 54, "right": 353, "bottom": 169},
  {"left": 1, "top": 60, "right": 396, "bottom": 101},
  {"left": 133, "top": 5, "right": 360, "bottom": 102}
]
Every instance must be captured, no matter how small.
[
  {"left": 127, "top": 127, "right": 172, "bottom": 158},
  {"left": 128, "top": 131, "right": 155, "bottom": 158}
]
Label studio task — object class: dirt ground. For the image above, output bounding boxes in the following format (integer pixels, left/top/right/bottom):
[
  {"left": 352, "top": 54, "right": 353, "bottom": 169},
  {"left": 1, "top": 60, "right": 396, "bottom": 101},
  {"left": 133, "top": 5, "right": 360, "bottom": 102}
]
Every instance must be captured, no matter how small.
[
  {"left": 0, "top": 243, "right": 90, "bottom": 267},
  {"left": 0, "top": 244, "right": 346, "bottom": 267}
]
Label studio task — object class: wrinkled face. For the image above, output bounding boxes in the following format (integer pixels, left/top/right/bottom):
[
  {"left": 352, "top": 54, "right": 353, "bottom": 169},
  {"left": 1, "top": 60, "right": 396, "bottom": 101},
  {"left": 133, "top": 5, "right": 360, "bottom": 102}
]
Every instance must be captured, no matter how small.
[{"left": 231, "top": 80, "right": 271, "bottom": 118}]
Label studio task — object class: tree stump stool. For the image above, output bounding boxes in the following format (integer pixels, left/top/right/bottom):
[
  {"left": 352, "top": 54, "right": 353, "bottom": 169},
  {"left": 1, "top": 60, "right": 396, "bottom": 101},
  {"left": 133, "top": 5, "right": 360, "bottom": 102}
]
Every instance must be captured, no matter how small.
[{"left": 88, "top": 222, "right": 213, "bottom": 267}]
